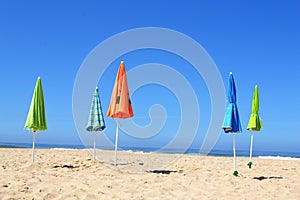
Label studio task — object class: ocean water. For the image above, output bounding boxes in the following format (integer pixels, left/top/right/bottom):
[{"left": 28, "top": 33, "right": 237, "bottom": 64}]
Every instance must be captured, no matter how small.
[{"left": 1, "top": 142, "right": 300, "bottom": 160}]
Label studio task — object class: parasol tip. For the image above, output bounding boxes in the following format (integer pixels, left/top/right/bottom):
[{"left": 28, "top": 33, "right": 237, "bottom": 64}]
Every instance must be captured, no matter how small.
[
  {"left": 255, "top": 85, "right": 258, "bottom": 88},
  {"left": 121, "top": 61, "right": 124, "bottom": 63},
  {"left": 38, "top": 76, "right": 41, "bottom": 79},
  {"left": 96, "top": 86, "right": 98, "bottom": 90},
  {"left": 229, "top": 72, "right": 233, "bottom": 75}
]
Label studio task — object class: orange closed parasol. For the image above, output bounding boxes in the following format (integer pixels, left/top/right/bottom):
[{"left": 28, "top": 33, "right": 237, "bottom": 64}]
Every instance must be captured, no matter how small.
[
  {"left": 107, "top": 61, "right": 133, "bottom": 118},
  {"left": 107, "top": 61, "right": 133, "bottom": 166}
]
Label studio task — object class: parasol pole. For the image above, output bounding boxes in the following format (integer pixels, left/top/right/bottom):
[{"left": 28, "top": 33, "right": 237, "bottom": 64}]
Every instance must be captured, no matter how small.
[
  {"left": 93, "top": 131, "right": 96, "bottom": 160},
  {"left": 248, "top": 131, "right": 254, "bottom": 168},
  {"left": 32, "top": 131, "right": 37, "bottom": 163},
  {"left": 232, "top": 133, "right": 238, "bottom": 176},
  {"left": 114, "top": 118, "right": 120, "bottom": 166}
]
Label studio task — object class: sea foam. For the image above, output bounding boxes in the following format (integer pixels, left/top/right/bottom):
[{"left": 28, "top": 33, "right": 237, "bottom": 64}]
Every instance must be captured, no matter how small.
[{"left": 258, "top": 156, "right": 300, "bottom": 161}]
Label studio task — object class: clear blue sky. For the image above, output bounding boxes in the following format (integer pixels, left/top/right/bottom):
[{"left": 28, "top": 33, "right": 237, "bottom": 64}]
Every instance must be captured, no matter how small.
[{"left": 0, "top": 0, "right": 299, "bottom": 153}]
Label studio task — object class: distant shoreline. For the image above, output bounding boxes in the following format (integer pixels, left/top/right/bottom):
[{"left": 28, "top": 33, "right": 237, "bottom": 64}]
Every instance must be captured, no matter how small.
[{"left": 1, "top": 142, "right": 300, "bottom": 159}]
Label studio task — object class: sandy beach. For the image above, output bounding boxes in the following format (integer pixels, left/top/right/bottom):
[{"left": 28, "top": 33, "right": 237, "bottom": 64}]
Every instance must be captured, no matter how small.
[{"left": 0, "top": 148, "right": 299, "bottom": 200}]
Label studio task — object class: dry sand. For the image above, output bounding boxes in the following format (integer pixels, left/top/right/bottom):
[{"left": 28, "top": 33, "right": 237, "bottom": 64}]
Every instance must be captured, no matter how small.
[{"left": 0, "top": 148, "right": 299, "bottom": 199}]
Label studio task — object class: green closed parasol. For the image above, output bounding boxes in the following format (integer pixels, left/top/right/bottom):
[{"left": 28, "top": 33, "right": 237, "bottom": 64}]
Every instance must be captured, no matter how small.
[
  {"left": 24, "top": 77, "right": 47, "bottom": 163},
  {"left": 247, "top": 85, "right": 262, "bottom": 168}
]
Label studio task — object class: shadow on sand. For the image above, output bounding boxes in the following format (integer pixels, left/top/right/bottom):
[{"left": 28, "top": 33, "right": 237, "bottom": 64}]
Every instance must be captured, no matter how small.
[
  {"left": 146, "top": 170, "right": 183, "bottom": 175},
  {"left": 253, "top": 176, "right": 283, "bottom": 181},
  {"left": 53, "top": 165, "right": 79, "bottom": 169}
]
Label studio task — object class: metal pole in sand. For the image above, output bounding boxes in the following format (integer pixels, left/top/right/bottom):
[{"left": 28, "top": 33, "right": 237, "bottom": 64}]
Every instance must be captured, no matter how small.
[{"left": 114, "top": 118, "right": 120, "bottom": 166}]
